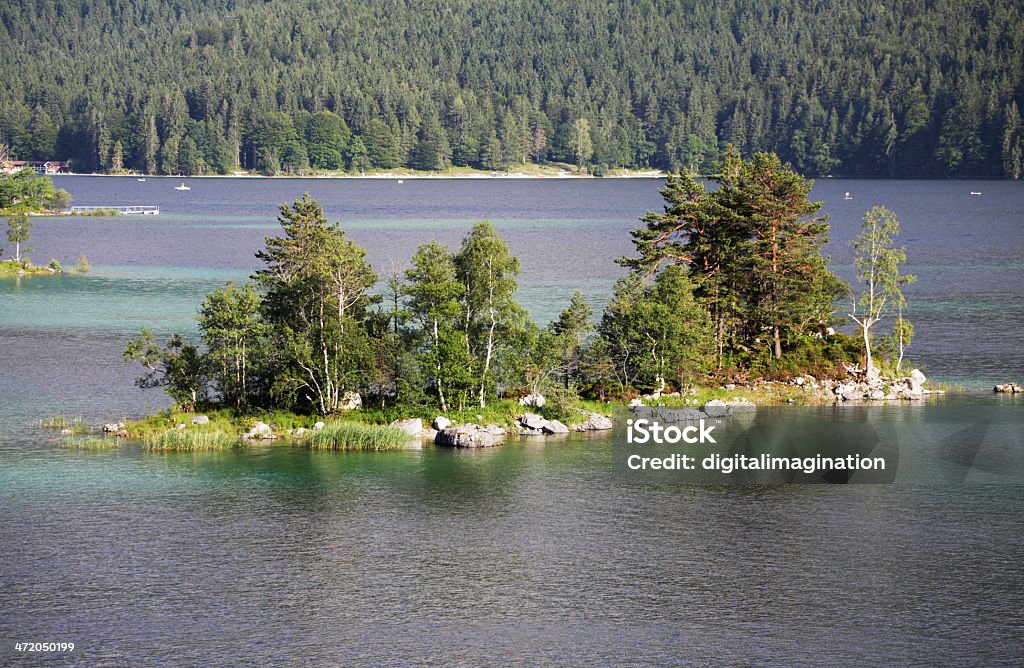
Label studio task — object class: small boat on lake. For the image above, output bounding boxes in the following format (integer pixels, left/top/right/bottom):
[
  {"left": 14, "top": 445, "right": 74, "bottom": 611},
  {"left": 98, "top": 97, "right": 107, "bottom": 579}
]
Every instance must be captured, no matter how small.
[
  {"left": 137, "top": 178, "right": 146, "bottom": 182},
  {"left": 970, "top": 191, "right": 982, "bottom": 196},
  {"left": 844, "top": 192, "right": 853, "bottom": 200},
  {"left": 174, "top": 182, "right": 190, "bottom": 191}
]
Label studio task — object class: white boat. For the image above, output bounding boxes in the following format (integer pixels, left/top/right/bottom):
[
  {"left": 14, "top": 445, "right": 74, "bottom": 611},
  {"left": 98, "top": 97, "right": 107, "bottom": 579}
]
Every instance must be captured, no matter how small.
[
  {"left": 137, "top": 178, "right": 146, "bottom": 182},
  {"left": 843, "top": 192, "right": 853, "bottom": 200},
  {"left": 174, "top": 182, "right": 190, "bottom": 191},
  {"left": 970, "top": 191, "right": 982, "bottom": 196},
  {"left": 397, "top": 179, "right": 404, "bottom": 184}
]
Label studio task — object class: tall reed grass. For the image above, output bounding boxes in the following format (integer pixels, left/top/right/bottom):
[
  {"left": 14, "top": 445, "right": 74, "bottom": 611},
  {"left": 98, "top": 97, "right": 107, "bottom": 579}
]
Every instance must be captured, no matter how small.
[
  {"left": 143, "top": 430, "right": 238, "bottom": 451},
  {"left": 306, "top": 422, "right": 408, "bottom": 450}
]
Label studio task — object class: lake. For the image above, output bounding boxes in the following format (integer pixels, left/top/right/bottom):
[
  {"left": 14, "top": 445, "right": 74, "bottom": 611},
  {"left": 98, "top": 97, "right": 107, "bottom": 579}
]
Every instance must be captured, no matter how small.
[{"left": 1, "top": 177, "right": 1022, "bottom": 665}]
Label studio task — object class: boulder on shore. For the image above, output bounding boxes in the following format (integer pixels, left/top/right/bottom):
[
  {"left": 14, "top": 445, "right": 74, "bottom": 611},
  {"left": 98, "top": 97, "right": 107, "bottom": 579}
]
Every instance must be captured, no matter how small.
[
  {"left": 243, "top": 421, "right": 274, "bottom": 439},
  {"left": 518, "top": 413, "right": 548, "bottom": 431},
  {"left": 432, "top": 416, "right": 452, "bottom": 431},
  {"left": 542, "top": 419, "right": 570, "bottom": 434},
  {"left": 435, "top": 424, "right": 503, "bottom": 448},
  {"left": 995, "top": 383, "right": 1024, "bottom": 394},
  {"left": 573, "top": 410, "right": 613, "bottom": 431},
  {"left": 389, "top": 417, "right": 423, "bottom": 437},
  {"left": 191, "top": 415, "right": 209, "bottom": 425}
]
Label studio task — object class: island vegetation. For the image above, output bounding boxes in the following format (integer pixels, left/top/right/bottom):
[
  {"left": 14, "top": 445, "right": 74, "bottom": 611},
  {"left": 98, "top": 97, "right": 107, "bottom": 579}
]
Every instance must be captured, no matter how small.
[
  {"left": 1, "top": 170, "right": 80, "bottom": 277},
  {"left": 1, "top": 0, "right": 1023, "bottom": 179},
  {"left": 0, "top": 169, "right": 71, "bottom": 215},
  {"left": 112, "top": 151, "right": 921, "bottom": 450}
]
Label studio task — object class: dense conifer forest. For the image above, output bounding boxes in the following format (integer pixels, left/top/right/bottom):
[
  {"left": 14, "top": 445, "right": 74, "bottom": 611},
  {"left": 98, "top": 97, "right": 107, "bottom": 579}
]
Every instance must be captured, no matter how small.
[{"left": 2, "top": 0, "right": 1022, "bottom": 177}]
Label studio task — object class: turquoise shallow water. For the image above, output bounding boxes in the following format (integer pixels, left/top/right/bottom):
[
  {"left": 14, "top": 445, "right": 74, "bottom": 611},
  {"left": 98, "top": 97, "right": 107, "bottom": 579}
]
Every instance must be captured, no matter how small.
[{"left": 1, "top": 178, "right": 1023, "bottom": 664}]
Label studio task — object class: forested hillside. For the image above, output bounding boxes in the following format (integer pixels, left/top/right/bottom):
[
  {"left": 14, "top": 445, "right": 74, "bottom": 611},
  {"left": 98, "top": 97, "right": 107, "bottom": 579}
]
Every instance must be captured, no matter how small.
[{"left": 2, "top": 0, "right": 1022, "bottom": 177}]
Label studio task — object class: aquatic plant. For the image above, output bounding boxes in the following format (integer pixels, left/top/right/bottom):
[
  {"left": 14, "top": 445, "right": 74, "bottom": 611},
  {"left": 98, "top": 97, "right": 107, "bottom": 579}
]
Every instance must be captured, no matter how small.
[
  {"left": 143, "top": 429, "right": 239, "bottom": 451},
  {"left": 306, "top": 422, "right": 408, "bottom": 450}
]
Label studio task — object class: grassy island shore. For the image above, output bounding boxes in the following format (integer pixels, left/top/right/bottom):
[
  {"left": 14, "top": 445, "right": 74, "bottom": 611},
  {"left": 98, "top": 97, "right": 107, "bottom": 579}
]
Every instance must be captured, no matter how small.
[{"left": 65, "top": 152, "right": 949, "bottom": 454}]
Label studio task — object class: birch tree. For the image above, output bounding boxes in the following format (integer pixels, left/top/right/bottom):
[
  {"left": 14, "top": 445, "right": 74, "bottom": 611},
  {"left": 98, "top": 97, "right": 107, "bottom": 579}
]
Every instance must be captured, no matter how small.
[
  {"left": 254, "top": 194, "right": 377, "bottom": 413},
  {"left": 454, "top": 222, "right": 524, "bottom": 408},
  {"left": 849, "top": 206, "right": 913, "bottom": 377}
]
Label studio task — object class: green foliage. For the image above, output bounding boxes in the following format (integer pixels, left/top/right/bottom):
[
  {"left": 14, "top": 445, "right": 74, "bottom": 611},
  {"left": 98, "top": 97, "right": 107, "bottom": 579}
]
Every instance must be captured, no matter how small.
[
  {"left": 254, "top": 194, "right": 378, "bottom": 413},
  {"left": 550, "top": 291, "right": 593, "bottom": 389},
  {"left": 0, "top": 171, "right": 71, "bottom": 213},
  {"left": 124, "top": 327, "right": 209, "bottom": 411},
  {"left": 6, "top": 214, "right": 32, "bottom": 263},
  {"left": 198, "top": 281, "right": 267, "bottom": 407},
  {"left": 74, "top": 254, "right": 90, "bottom": 273},
  {"left": 597, "top": 266, "right": 715, "bottom": 393},
  {"left": 537, "top": 387, "right": 585, "bottom": 424},
  {"left": 306, "top": 422, "right": 408, "bottom": 450},
  {"left": 849, "top": 207, "right": 915, "bottom": 374},
  {"left": 405, "top": 240, "right": 471, "bottom": 412},
  {"left": 304, "top": 111, "right": 351, "bottom": 170},
  {"left": 48, "top": 258, "right": 62, "bottom": 272},
  {"left": 454, "top": 222, "right": 527, "bottom": 408},
  {"left": 3, "top": 1, "right": 1022, "bottom": 177},
  {"left": 620, "top": 151, "right": 845, "bottom": 364}
]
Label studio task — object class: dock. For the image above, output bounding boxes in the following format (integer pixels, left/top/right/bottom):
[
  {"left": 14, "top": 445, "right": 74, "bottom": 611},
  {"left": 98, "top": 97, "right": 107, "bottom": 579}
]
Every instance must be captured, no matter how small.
[{"left": 69, "top": 205, "right": 160, "bottom": 215}]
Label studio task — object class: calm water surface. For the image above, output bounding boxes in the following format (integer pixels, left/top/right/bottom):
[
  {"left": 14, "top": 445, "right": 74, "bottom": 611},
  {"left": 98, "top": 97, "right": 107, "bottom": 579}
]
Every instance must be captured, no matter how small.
[{"left": 1, "top": 178, "right": 1022, "bottom": 665}]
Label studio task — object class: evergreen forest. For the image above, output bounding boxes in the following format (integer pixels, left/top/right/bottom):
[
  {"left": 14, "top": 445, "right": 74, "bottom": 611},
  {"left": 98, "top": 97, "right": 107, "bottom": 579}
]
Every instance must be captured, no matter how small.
[{"left": 2, "top": 0, "right": 1023, "bottom": 177}]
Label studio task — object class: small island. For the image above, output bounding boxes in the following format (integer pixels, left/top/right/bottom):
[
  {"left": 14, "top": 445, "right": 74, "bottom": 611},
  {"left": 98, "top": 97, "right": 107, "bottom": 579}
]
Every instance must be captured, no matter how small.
[
  {"left": 53, "top": 151, "right": 951, "bottom": 453},
  {"left": 1, "top": 169, "right": 87, "bottom": 278}
]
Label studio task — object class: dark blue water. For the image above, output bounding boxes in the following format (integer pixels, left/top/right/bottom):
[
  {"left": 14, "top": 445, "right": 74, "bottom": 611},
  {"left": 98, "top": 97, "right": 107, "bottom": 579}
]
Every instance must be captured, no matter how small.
[{"left": 2, "top": 177, "right": 1023, "bottom": 665}]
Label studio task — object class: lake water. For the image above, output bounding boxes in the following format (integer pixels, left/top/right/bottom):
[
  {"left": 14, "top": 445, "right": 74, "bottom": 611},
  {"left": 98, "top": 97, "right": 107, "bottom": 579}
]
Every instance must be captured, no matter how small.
[{"left": 1, "top": 177, "right": 1022, "bottom": 665}]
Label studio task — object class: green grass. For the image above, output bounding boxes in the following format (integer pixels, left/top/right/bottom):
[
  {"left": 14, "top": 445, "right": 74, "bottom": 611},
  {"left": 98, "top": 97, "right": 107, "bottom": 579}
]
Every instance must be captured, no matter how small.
[
  {"left": 41, "top": 415, "right": 74, "bottom": 429},
  {"left": 0, "top": 259, "right": 58, "bottom": 277},
  {"left": 69, "top": 209, "right": 122, "bottom": 216},
  {"left": 40, "top": 416, "right": 92, "bottom": 434},
  {"left": 60, "top": 436, "right": 123, "bottom": 450},
  {"left": 143, "top": 429, "right": 239, "bottom": 451},
  {"left": 306, "top": 422, "right": 409, "bottom": 450},
  {"left": 650, "top": 383, "right": 822, "bottom": 407}
]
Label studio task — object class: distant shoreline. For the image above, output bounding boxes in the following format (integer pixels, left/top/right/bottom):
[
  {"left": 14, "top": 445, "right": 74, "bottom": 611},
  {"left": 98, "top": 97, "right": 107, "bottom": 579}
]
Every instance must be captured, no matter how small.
[{"left": 55, "top": 169, "right": 668, "bottom": 180}]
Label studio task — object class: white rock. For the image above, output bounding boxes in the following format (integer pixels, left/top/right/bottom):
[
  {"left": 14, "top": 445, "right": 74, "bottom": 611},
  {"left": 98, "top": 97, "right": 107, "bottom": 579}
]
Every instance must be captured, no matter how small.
[
  {"left": 435, "top": 424, "right": 503, "bottom": 448},
  {"left": 518, "top": 393, "right": 546, "bottom": 407},
  {"left": 313, "top": 421, "right": 325, "bottom": 430},
  {"left": 573, "top": 410, "right": 613, "bottom": 431},
  {"left": 389, "top": 417, "right": 423, "bottom": 437},
  {"left": 518, "top": 413, "right": 548, "bottom": 430},
  {"left": 247, "top": 421, "right": 272, "bottom": 437},
  {"left": 432, "top": 416, "right": 451, "bottom": 431},
  {"left": 338, "top": 391, "right": 362, "bottom": 410},
  {"left": 191, "top": 415, "right": 209, "bottom": 425},
  {"left": 542, "top": 419, "right": 570, "bottom": 434}
]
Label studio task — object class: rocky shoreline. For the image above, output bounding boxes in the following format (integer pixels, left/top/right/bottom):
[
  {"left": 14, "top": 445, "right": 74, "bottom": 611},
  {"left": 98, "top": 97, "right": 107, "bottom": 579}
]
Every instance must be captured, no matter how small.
[{"left": 57, "top": 371, "right": 1024, "bottom": 450}]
